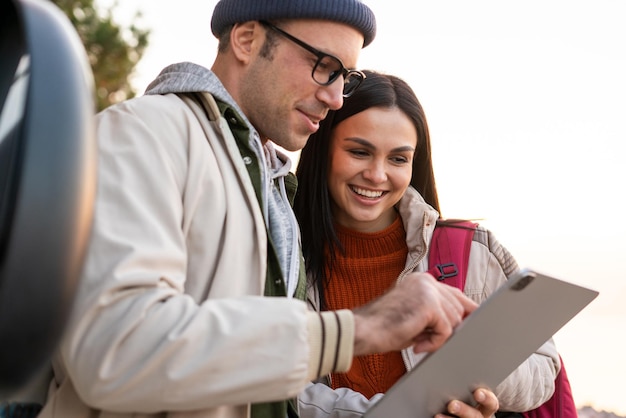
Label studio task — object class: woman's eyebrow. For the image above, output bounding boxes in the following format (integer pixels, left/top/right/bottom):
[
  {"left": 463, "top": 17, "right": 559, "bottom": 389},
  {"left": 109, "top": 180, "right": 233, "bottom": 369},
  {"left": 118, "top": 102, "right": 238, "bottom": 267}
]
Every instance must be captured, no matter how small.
[{"left": 344, "top": 137, "right": 415, "bottom": 153}]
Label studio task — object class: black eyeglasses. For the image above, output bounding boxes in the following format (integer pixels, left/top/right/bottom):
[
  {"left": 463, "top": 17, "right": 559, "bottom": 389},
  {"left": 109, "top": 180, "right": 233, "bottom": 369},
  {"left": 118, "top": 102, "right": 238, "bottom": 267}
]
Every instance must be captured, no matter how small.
[{"left": 260, "top": 21, "right": 365, "bottom": 98}]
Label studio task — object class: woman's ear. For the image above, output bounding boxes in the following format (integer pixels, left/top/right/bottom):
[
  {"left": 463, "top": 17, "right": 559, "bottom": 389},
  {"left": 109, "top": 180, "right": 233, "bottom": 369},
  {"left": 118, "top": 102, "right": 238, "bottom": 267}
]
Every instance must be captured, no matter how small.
[{"left": 229, "top": 21, "right": 263, "bottom": 64}]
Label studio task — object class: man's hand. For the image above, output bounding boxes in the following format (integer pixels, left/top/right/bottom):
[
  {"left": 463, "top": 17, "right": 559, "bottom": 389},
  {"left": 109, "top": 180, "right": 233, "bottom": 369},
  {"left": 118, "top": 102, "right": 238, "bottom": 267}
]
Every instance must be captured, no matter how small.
[
  {"left": 352, "top": 272, "right": 478, "bottom": 356},
  {"left": 436, "top": 388, "right": 499, "bottom": 418}
]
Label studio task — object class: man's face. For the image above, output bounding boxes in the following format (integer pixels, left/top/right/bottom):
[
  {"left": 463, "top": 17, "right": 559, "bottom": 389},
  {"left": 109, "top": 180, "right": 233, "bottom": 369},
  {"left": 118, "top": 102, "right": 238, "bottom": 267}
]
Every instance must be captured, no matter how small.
[{"left": 240, "top": 19, "right": 364, "bottom": 151}]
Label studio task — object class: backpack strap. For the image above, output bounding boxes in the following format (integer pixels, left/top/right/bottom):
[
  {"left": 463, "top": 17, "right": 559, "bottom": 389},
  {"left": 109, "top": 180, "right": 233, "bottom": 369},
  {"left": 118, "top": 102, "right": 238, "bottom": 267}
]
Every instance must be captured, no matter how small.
[
  {"left": 522, "top": 355, "right": 578, "bottom": 418},
  {"left": 427, "top": 220, "right": 478, "bottom": 291}
]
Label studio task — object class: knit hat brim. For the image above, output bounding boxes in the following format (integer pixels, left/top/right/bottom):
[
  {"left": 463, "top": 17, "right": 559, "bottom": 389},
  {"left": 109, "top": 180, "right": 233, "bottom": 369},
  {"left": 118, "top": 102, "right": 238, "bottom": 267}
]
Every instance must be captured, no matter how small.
[{"left": 210, "top": 0, "right": 376, "bottom": 47}]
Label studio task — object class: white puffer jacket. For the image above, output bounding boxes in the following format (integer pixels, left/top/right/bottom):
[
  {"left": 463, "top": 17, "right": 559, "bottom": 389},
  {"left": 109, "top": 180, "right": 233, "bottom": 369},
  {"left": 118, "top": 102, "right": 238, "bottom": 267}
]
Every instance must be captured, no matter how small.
[{"left": 299, "top": 186, "right": 559, "bottom": 418}]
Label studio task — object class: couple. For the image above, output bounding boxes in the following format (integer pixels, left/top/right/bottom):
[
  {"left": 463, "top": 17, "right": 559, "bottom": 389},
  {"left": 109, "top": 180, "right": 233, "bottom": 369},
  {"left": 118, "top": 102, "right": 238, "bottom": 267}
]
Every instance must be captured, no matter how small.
[{"left": 34, "top": 0, "right": 559, "bottom": 417}]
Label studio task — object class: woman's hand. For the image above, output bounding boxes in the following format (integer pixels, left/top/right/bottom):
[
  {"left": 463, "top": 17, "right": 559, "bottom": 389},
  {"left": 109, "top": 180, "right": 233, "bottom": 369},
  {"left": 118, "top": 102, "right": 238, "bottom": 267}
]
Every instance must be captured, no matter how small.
[{"left": 435, "top": 388, "right": 499, "bottom": 418}]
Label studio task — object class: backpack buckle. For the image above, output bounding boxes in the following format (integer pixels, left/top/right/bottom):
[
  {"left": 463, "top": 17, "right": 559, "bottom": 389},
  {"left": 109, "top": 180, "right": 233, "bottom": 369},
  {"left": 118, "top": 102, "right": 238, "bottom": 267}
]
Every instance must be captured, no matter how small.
[{"left": 435, "top": 263, "right": 458, "bottom": 280}]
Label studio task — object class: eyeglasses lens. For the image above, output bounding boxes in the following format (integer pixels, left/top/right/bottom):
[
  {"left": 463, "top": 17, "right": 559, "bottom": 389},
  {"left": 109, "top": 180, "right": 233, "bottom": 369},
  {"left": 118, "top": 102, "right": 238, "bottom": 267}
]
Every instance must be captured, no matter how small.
[
  {"left": 342, "top": 73, "right": 363, "bottom": 98},
  {"left": 312, "top": 56, "right": 363, "bottom": 97},
  {"left": 312, "top": 55, "right": 342, "bottom": 85}
]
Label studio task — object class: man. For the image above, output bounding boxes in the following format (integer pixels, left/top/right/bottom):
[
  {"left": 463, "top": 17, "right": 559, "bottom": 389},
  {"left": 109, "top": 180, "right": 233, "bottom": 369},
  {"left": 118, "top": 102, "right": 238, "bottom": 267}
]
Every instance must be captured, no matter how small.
[{"left": 39, "top": 1, "right": 498, "bottom": 417}]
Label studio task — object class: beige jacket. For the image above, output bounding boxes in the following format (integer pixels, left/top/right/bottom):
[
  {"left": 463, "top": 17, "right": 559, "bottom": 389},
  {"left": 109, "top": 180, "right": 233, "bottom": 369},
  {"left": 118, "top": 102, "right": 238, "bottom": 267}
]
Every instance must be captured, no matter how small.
[{"left": 39, "top": 89, "right": 353, "bottom": 418}]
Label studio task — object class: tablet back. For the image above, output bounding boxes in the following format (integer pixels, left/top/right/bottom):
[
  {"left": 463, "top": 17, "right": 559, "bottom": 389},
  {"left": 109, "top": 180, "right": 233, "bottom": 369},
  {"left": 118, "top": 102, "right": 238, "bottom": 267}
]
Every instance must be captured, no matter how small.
[{"left": 363, "top": 268, "right": 598, "bottom": 418}]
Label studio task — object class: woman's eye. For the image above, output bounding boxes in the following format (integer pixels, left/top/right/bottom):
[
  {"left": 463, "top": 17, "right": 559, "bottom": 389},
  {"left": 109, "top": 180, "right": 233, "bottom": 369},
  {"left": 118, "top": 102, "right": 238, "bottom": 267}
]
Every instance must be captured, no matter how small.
[
  {"left": 391, "top": 156, "right": 409, "bottom": 164},
  {"left": 349, "top": 149, "right": 369, "bottom": 157}
]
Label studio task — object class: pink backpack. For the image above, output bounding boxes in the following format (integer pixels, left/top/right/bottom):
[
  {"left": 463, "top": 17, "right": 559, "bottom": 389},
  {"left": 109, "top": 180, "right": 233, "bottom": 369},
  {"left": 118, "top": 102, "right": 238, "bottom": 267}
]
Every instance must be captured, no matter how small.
[{"left": 427, "top": 220, "right": 578, "bottom": 418}]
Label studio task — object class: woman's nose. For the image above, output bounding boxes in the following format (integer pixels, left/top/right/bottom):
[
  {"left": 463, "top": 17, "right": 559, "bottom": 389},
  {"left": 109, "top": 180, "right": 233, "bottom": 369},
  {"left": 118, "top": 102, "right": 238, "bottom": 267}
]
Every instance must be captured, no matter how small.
[{"left": 362, "top": 160, "right": 387, "bottom": 184}]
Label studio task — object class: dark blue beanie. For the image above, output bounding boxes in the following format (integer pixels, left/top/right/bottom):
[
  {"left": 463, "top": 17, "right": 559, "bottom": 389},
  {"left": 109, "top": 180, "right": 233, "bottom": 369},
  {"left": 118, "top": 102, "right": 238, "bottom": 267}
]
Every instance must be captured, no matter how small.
[{"left": 210, "top": 0, "right": 376, "bottom": 47}]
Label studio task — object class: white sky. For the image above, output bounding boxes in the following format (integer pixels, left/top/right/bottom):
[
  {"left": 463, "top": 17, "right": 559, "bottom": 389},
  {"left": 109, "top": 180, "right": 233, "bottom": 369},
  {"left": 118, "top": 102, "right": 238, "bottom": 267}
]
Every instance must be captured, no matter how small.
[{"left": 102, "top": 0, "right": 626, "bottom": 413}]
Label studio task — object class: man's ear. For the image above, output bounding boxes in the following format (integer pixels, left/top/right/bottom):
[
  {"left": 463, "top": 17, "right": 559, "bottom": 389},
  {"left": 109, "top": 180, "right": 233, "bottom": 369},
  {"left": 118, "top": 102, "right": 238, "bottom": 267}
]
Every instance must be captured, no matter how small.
[{"left": 230, "top": 21, "right": 263, "bottom": 64}]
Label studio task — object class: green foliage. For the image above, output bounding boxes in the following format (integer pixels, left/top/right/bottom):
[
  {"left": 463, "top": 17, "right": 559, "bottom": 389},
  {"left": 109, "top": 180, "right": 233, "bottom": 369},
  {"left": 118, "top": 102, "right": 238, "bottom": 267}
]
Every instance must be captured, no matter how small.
[{"left": 51, "top": 0, "right": 150, "bottom": 111}]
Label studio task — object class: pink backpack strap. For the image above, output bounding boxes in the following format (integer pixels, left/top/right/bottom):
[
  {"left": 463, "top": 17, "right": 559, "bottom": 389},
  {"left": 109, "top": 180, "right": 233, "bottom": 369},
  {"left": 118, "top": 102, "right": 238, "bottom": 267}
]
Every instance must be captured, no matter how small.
[
  {"left": 427, "top": 219, "right": 478, "bottom": 291},
  {"left": 522, "top": 355, "right": 578, "bottom": 418}
]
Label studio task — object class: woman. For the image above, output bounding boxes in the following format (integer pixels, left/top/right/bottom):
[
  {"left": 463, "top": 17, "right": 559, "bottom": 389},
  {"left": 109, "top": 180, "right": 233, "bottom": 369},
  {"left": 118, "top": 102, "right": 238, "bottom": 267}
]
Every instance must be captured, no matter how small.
[{"left": 294, "top": 70, "right": 559, "bottom": 416}]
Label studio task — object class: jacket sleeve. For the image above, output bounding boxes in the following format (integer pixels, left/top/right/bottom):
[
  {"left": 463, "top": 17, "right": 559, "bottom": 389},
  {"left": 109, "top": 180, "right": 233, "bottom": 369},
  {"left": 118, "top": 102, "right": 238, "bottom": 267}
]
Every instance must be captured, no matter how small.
[
  {"left": 303, "top": 278, "right": 384, "bottom": 417},
  {"left": 495, "top": 339, "right": 560, "bottom": 411},
  {"left": 472, "top": 227, "right": 560, "bottom": 411},
  {"left": 298, "top": 382, "right": 383, "bottom": 418}
]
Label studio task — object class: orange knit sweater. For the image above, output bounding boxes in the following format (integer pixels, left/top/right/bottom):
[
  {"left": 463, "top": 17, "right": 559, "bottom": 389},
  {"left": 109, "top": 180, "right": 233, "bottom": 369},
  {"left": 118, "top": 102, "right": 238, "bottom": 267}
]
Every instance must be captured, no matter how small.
[{"left": 325, "top": 216, "right": 408, "bottom": 399}]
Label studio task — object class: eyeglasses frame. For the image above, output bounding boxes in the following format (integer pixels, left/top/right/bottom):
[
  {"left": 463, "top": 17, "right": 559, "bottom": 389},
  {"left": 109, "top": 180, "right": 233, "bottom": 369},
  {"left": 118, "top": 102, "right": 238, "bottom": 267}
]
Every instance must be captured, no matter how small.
[{"left": 259, "top": 20, "right": 366, "bottom": 98}]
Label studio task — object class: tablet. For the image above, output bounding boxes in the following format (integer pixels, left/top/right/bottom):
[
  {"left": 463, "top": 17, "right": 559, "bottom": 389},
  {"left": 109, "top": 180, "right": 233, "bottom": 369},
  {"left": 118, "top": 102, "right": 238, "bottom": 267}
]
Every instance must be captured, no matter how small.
[{"left": 363, "top": 268, "right": 599, "bottom": 418}]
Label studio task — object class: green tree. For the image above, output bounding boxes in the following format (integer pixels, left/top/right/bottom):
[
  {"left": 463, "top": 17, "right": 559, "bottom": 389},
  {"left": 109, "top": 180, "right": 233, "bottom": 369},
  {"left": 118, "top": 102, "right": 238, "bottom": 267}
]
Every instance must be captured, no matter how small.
[{"left": 51, "top": 0, "right": 150, "bottom": 111}]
